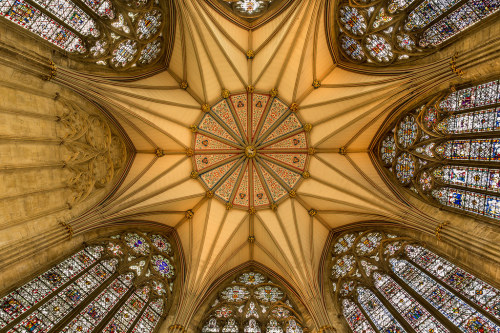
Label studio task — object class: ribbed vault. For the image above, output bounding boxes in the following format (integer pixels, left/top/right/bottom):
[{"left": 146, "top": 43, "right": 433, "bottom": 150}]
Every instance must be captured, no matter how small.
[{"left": 1, "top": 0, "right": 500, "bottom": 331}]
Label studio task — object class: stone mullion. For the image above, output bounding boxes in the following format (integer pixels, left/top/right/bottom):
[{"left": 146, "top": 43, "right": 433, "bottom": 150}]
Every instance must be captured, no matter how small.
[
  {"left": 370, "top": 287, "right": 416, "bottom": 333},
  {"left": 352, "top": 297, "right": 382, "bottom": 333},
  {"left": 48, "top": 271, "right": 121, "bottom": 332},
  {"left": 90, "top": 286, "right": 137, "bottom": 333},
  {"left": 427, "top": 158, "right": 500, "bottom": 170},
  {"left": 439, "top": 101, "right": 500, "bottom": 117},
  {"left": 412, "top": 0, "right": 471, "bottom": 39},
  {"left": 21, "top": 0, "right": 87, "bottom": 40},
  {"left": 407, "top": 256, "right": 500, "bottom": 326},
  {"left": 125, "top": 297, "right": 151, "bottom": 333},
  {"left": 388, "top": 270, "right": 461, "bottom": 333},
  {"left": 2, "top": 259, "right": 100, "bottom": 332},
  {"left": 254, "top": 109, "right": 292, "bottom": 147},
  {"left": 433, "top": 181, "right": 500, "bottom": 201},
  {"left": 441, "top": 131, "right": 500, "bottom": 140},
  {"left": 64, "top": 0, "right": 110, "bottom": 29}
]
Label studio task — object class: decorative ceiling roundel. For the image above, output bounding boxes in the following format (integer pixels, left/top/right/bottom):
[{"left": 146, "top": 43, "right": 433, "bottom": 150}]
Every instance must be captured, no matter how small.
[{"left": 191, "top": 92, "right": 311, "bottom": 211}]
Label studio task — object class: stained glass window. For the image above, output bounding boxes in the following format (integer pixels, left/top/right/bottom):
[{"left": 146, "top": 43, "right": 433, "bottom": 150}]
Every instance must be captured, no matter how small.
[
  {"left": 373, "top": 272, "right": 449, "bottom": 333},
  {"left": 0, "top": 0, "right": 168, "bottom": 69},
  {"left": 330, "top": 230, "right": 500, "bottom": 333},
  {"left": 342, "top": 299, "right": 376, "bottom": 333},
  {"left": 404, "top": 244, "right": 500, "bottom": 319},
  {"left": 200, "top": 271, "right": 305, "bottom": 333},
  {"left": 379, "top": 78, "right": 500, "bottom": 222},
  {"left": 216, "top": 0, "right": 280, "bottom": 19},
  {"left": 357, "top": 287, "right": 407, "bottom": 333},
  {"left": 0, "top": 231, "right": 176, "bottom": 332},
  {"left": 391, "top": 259, "right": 499, "bottom": 332},
  {"left": 336, "top": 0, "right": 500, "bottom": 64}
]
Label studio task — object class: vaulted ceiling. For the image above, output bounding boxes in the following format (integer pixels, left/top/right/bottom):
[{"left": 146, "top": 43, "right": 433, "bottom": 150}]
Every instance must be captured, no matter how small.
[
  {"left": 1, "top": 0, "right": 498, "bottom": 330},
  {"left": 56, "top": 0, "right": 464, "bottom": 328}
]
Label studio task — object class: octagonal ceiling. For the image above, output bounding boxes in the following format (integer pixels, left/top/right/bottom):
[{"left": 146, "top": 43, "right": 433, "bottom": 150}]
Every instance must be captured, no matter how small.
[{"left": 62, "top": 0, "right": 457, "bottom": 328}]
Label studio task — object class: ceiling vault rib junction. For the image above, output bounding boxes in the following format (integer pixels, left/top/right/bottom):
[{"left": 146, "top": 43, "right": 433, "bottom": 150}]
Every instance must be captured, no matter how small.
[{"left": 290, "top": 0, "right": 323, "bottom": 102}]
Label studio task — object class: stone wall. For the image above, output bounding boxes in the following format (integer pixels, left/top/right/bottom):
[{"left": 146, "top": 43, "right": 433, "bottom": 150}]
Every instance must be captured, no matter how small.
[{"left": 0, "top": 64, "right": 130, "bottom": 291}]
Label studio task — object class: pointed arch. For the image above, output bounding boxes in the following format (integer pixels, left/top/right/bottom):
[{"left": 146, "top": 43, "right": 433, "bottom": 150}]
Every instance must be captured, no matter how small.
[
  {"left": 324, "top": 227, "right": 500, "bottom": 333},
  {"left": 374, "top": 74, "right": 500, "bottom": 223},
  {"left": 193, "top": 262, "right": 314, "bottom": 333},
  {"left": 0, "top": 228, "right": 181, "bottom": 332},
  {"left": 326, "top": 0, "right": 500, "bottom": 67},
  {"left": 0, "top": 0, "right": 175, "bottom": 72}
]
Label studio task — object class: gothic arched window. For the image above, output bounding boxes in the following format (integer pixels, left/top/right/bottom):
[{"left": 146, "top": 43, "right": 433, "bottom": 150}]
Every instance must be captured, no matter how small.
[
  {"left": 333, "top": 0, "right": 500, "bottom": 64},
  {"left": 0, "top": 231, "right": 177, "bottom": 332},
  {"left": 200, "top": 270, "right": 305, "bottom": 333},
  {"left": 378, "top": 77, "right": 500, "bottom": 222},
  {"left": 0, "top": 0, "right": 170, "bottom": 69},
  {"left": 330, "top": 230, "right": 500, "bottom": 333}
]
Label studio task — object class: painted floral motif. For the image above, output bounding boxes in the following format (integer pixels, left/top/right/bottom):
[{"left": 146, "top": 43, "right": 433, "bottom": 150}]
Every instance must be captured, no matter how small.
[{"left": 192, "top": 92, "right": 310, "bottom": 210}]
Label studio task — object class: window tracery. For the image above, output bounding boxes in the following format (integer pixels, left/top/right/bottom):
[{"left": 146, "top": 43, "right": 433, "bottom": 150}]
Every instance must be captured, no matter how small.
[
  {"left": 333, "top": 0, "right": 499, "bottom": 64},
  {"left": 0, "top": 0, "right": 170, "bottom": 70},
  {"left": 377, "top": 77, "right": 500, "bottom": 221},
  {"left": 200, "top": 271, "right": 305, "bottom": 333},
  {"left": 330, "top": 230, "right": 500, "bottom": 333},
  {"left": 0, "top": 231, "right": 177, "bottom": 332}
]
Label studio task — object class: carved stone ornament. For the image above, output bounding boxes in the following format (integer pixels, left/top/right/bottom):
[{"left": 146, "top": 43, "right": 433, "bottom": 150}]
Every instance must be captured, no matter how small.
[{"left": 57, "top": 99, "right": 127, "bottom": 206}]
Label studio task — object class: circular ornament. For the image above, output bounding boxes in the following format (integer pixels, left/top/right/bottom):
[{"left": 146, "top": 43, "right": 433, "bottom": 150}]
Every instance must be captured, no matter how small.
[
  {"left": 152, "top": 255, "right": 174, "bottom": 278},
  {"left": 111, "top": 40, "right": 138, "bottom": 67},
  {"left": 332, "top": 254, "right": 355, "bottom": 278},
  {"left": 364, "top": 34, "right": 394, "bottom": 63},
  {"left": 124, "top": 233, "right": 150, "bottom": 255},
  {"left": 191, "top": 92, "right": 310, "bottom": 210},
  {"left": 340, "top": 35, "right": 365, "bottom": 61},
  {"left": 254, "top": 286, "right": 284, "bottom": 302},
  {"left": 381, "top": 135, "right": 397, "bottom": 165},
  {"left": 333, "top": 233, "right": 357, "bottom": 254},
  {"left": 149, "top": 234, "right": 171, "bottom": 253},
  {"left": 355, "top": 232, "right": 382, "bottom": 255},
  {"left": 395, "top": 153, "right": 415, "bottom": 184},
  {"left": 220, "top": 286, "right": 250, "bottom": 302},
  {"left": 397, "top": 115, "right": 418, "bottom": 148},
  {"left": 339, "top": 6, "right": 367, "bottom": 36}
]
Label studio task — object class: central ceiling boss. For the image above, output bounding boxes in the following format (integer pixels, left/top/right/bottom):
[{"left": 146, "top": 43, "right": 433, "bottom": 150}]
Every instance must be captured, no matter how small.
[{"left": 190, "top": 89, "right": 313, "bottom": 212}]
